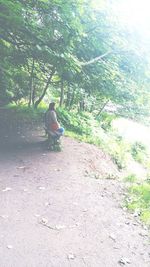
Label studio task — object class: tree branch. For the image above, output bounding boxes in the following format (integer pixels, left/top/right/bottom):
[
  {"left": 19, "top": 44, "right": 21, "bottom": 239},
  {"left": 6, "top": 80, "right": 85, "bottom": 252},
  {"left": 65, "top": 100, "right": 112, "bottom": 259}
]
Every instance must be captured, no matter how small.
[
  {"left": 34, "top": 67, "right": 55, "bottom": 108},
  {"left": 80, "top": 51, "right": 111, "bottom": 66}
]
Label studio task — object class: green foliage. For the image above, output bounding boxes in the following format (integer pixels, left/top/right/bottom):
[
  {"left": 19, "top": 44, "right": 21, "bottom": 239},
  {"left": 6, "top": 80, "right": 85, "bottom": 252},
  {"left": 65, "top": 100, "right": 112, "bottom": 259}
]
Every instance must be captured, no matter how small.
[
  {"left": 1, "top": 0, "right": 150, "bottom": 118},
  {"left": 126, "top": 183, "right": 150, "bottom": 225},
  {"left": 57, "top": 108, "right": 97, "bottom": 135},
  {"left": 124, "top": 174, "right": 137, "bottom": 183},
  {"left": 97, "top": 112, "right": 117, "bottom": 131},
  {"left": 5, "top": 104, "right": 45, "bottom": 123},
  {"left": 131, "top": 142, "right": 147, "bottom": 164},
  {"left": 108, "top": 135, "right": 130, "bottom": 169},
  {"left": 57, "top": 107, "right": 130, "bottom": 169}
]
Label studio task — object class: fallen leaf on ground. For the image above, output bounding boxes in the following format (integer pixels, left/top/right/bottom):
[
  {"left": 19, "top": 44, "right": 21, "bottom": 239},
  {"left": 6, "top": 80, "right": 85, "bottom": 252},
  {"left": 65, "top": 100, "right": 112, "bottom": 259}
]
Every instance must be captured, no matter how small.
[
  {"left": 67, "top": 254, "right": 75, "bottom": 260},
  {"left": 7, "top": 245, "right": 13, "bottom": 249},
  {"left": 41, "top": 218, "right": 48, "bottom": 224},
  {"left": 109, "top": 233, "right": 116, "bottom": 242},
  {"left": 23, "top": 188, "right": 28, "bottom": 192},
  {"left": 69, "top": 222, "right": 81, "bottom": 228},
  {"left": 45, "top": 202, "right": 51, "bottom": 206},
  {"left": 38, "top": 187, "right": 46, "bottom": 190},
  {"left": 17, "top": 166, "right": 26, "bottom": 169},
  {"left": 40, "top": 221, "right": 66, "bottom": 231},
  {"left": 54, "top": 168, "right": 61, "bottom": 171},
  {"left": 2, "top": 187, "right": 12, "bottom": 192},
  {"left": 55, "top": 225, "right": 66, "bottom": 230},
  {"left": 139, "top": 231, "right": 148, "bottom": 237},
  {"left": 118, "top": 257, "right": 131, "bottom": 265},
  {"left": 82, "top": 209, "right": 88, "bottom": 212},
  {"left": 133, "top": 209, "right": 141, "bottom": 217}
]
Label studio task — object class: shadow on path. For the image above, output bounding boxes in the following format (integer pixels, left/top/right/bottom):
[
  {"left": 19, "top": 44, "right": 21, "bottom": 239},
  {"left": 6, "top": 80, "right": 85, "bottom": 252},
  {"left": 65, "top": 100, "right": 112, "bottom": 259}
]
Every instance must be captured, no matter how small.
[{"left": 0, "top": 121, "right": 46, "bottom": 157}]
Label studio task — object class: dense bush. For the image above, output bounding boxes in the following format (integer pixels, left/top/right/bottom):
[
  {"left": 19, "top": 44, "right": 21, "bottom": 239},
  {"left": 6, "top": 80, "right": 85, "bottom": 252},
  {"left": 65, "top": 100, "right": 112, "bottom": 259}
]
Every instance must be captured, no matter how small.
[{"left": 57, "top": 108, "right": 98, "bottom": 135}]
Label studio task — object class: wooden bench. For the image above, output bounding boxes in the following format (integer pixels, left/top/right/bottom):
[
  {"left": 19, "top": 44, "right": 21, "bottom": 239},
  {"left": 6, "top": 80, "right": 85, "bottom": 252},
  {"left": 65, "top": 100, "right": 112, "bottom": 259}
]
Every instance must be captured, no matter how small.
[{"left": 44, "top": 127, "right": 62, "bottom": 151}]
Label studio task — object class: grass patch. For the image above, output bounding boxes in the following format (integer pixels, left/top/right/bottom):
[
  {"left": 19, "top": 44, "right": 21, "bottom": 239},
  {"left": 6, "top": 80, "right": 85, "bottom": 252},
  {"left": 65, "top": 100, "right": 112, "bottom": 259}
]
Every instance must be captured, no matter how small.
[
  {"left": 124, "top": 174, "right": 137, "bottom": 183},
  {"left": 131, "top": 142, "right": 147, "bottom": 164},
  {"left": 126, "top": 183, "right": 150, "bottom": 225},
  {"left": 97, "top": 112, "right": 117, "bottom": 131}
]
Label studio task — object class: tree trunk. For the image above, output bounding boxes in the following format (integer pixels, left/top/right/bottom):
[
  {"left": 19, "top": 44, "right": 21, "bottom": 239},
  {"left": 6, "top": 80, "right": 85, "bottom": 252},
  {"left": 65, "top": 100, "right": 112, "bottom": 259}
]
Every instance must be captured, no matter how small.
[
  {"left": 96, "top": 100, "right": 109, "bottom": 117},
  {"left": 34, "top": 68, "right": 55, "bottom": 109},
  {"left": 59, "top": 78, "right": 64, "bottom": 107},
  {"left": 65, "top": 82, "right": 71, "bottom": 108},
  {"left": 28, "top": 58, "right": 35, "bottom": 107},
  {"left": 32, "top": 86, "right": 36, "bottom": 105},
  {"left": 90, "top": 103, "right": 94, "bottom": 113},
  {"left": 79, "top": 99, "right": 85, "bottom": 112},
  {"left": 69, "top": 89, "right": 75, "bottom": 110}
]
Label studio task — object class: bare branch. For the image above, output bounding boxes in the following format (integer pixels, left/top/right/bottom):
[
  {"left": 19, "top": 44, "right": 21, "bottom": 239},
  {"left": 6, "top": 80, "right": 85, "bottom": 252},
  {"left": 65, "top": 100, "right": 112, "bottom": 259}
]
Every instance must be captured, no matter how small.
[{"left": 80, "top": 51, "right": 111, "bottom": 66}]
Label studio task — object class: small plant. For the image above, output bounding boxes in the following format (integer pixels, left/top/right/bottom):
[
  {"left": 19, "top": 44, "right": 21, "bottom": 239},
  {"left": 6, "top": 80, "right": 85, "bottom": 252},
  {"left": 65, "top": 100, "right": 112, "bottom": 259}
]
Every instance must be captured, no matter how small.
[
  {"left": 131, "top": 141, "right": 147, "bottom": 164},
  {"left": 124, "top": 174, "right": 137, "bottom": 183},
  {"left": 97, "top": 112, "right": 116, "bottom": 131},
  {"left": 108, "top": 137, "right": 131, "bottom": 170},
  {"left": 126, "top": 183, "right": 150, "bottom": 225},
  {"left": 146, "top": 173, "right": 150, "bottom": 183},
  {"left": 106, "top": 173, "right": 118, "bottom": 180}
]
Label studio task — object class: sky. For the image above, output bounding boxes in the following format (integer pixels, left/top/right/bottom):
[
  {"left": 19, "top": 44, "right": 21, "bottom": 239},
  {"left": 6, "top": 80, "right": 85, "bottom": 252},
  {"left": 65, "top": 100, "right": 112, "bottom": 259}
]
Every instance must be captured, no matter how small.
[
  {"left": 115, "top": 0, "right": 150, "bottom": 36},
  {"left": 92, "top": 0, "right": 150, "bottom": 40}
]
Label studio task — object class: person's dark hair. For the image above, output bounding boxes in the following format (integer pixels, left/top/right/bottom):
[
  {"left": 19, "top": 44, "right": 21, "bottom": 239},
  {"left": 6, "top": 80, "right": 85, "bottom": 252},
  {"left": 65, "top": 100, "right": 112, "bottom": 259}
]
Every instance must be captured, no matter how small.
[{"left": 49, "top": 102, "right": 55, "bottom": 111}]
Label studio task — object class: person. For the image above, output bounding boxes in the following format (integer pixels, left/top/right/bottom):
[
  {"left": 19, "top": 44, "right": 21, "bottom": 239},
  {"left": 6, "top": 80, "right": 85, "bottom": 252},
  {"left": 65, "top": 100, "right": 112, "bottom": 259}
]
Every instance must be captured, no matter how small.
[{"left": 45, "top": 102, "right": 64, "bottom": 136}]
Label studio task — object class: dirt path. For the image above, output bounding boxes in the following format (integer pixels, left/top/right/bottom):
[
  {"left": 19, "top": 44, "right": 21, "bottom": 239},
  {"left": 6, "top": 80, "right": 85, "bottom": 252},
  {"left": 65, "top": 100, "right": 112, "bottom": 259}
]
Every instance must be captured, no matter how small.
[{"left": 0, "top": 127, "right": 149, "bottom": 267}]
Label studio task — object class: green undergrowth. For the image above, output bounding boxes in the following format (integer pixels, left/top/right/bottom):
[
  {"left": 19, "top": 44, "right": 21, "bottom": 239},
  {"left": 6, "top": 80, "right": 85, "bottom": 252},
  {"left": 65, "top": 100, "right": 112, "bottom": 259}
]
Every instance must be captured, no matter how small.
[
  {"left": 124, "top": 173, "right": 150, "bottom": 226},
  {"left": 58, "top": 108, "right": 130, "bottom": 170},
  {"left": 131, "top": 142, "right": 148, "bottom": 165},
  {"left": 124, "top": 173, "right": 138, "bottom": 183},
  {"left": 125, "top": 181, "right": 150, "bottom": 226},
  {"left": 2, "top": 103, "right": 46, "bottom": 124}
]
